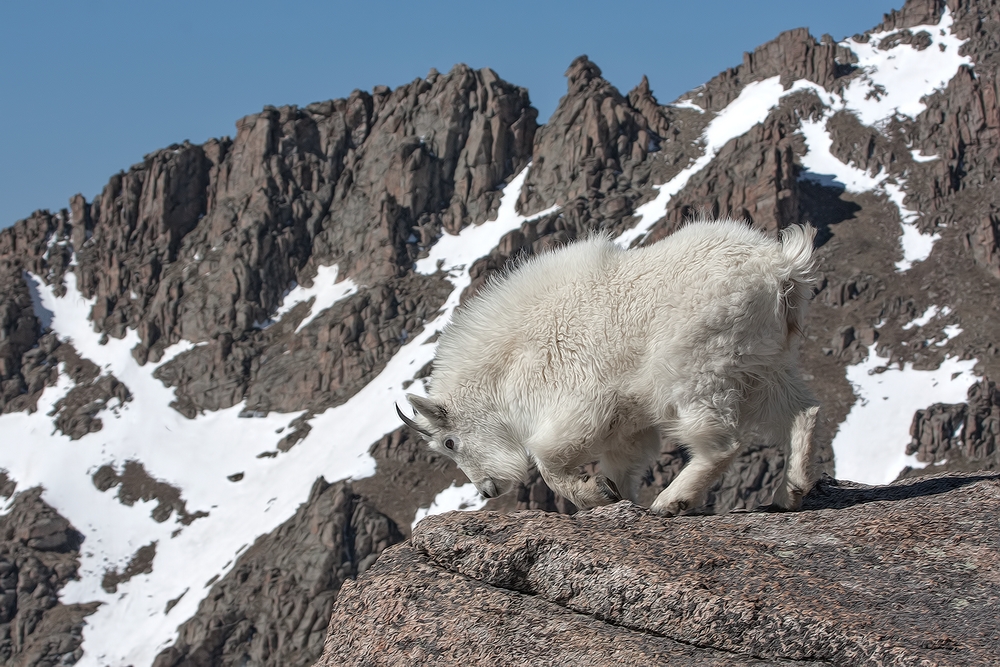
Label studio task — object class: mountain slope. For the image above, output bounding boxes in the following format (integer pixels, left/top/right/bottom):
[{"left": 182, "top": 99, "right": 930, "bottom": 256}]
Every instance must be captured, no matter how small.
[{"left": 1, "top": 0, "right": 999, "bottom": 664}]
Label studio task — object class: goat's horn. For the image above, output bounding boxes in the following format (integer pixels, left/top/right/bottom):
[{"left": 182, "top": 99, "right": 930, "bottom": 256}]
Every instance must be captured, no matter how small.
[{"left": 396, "top": 403, "right": 432, "bottom": 437}]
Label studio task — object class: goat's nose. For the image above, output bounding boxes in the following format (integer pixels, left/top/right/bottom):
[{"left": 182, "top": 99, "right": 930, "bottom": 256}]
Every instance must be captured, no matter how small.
[{"left": 478, "top": 480, "right": 498, "bottom": 499}]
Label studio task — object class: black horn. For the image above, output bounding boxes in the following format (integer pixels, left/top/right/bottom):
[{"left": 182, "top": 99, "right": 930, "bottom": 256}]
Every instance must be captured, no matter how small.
[{"left": 396, "top": 403, "right": 432, "bottom": 437}]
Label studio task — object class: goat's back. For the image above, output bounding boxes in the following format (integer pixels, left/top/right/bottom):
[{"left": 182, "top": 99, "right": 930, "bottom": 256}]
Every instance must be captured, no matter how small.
[{"left": 431, "top": 220, "right": 815, "bottom": 400}]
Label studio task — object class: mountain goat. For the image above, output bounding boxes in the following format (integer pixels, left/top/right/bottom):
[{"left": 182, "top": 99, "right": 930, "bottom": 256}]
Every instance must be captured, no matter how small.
[{"left": 399, "top": 219, "right": 819, "bottom": 515}]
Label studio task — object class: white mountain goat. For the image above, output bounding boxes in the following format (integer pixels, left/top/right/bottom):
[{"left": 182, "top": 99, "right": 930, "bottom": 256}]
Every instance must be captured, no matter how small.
[{"left": 398, "top": 219, "right": 820, "bottom": 515}]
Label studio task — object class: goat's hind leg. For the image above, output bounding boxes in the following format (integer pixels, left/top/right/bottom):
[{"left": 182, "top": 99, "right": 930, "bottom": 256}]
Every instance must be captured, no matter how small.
[
  {"left": 650, "top": 411, "right": 741, "bottom": 517},
  {"left": 772, "top": 405, "right": 820, "bottom": 510}
]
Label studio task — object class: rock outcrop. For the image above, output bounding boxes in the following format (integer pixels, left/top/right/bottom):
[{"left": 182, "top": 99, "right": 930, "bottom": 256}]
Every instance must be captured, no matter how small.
[
  {"left": 152, "top": 478, "right": 403, "bottom": 667},
  {"left": 903, "top": 377, "right": 1000, "bottom": 475},
  {"left": 518, "top": 56, "right": 657, "bottom": 213},
  {"left": 0, "top": 267, "right": 41, "bottom": 413},
  {"left": 318, "top": 472, "right": 1000, "bottom": 666},
  {"left": 0, "top": 488, "right": 95, "bottom": 667},
  {"left": 0, "top": 65, "right": 536, "bottom": 420}
]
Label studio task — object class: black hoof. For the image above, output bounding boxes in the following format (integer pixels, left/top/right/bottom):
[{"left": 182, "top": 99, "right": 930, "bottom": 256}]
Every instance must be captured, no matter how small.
[{"left": 596, "top": 476, "right": 623, "bottom": 502}]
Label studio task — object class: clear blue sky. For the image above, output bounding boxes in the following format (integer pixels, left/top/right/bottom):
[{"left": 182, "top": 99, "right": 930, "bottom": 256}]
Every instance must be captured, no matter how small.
[{"left": 0, "top": 1, "right": 902, "bottom": 228}]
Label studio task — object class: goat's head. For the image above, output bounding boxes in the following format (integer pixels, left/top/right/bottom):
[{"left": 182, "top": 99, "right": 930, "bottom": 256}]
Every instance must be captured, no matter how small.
[{"left": 397, "top": 394, "right": 530, "bottom": 500}]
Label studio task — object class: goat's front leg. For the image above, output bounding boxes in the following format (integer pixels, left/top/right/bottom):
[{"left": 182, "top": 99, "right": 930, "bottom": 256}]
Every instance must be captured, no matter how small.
[
  {"left": 600, "top": 427, "right": 662, "bottom": 503},
  {"left": 535, "top": 458, "right": 622, "bottom": 510},
  {"left": 651, "top": 410, "right": 741, "bottom": 516}
]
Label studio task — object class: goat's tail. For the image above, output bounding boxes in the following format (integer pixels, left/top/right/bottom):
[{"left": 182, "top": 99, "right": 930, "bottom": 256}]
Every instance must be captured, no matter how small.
[{"left": 778, "top": 225, "right": 818, "bottom": 341}]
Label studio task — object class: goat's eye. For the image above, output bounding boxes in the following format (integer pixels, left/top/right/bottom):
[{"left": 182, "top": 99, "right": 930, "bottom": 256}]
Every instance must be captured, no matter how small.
[{"left": 443, "top": 438, "right": 456, "bottom": 451}]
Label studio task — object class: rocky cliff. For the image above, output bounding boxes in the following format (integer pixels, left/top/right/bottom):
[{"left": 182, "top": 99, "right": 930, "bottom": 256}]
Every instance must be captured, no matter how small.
[
  {"left": 1, "top": 0, "right": 1000, "bottom": 664},
  {"left": 318, "top": 472, "right": 1000, "bottom": 666}
]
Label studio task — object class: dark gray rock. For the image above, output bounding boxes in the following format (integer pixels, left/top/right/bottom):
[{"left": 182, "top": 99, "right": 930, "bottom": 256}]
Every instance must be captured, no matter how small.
[
  {"left": 518, "top": 56, "right": 656, "bottom": 214},
  {"left": 91, "top": 460, "right": 207, "bottom": 525},
  {"left": 152, "top": 478, "right": 403, "bottom": 667},
  {"left": 0, "top": 488, "right": 96, "bottom": 667},
  {"left": 352, "top": 427, "right": 469, "bottom": 538},
  {"left": 902, "top": 377, "right": 1000, "bottom": 477},
  {"left": 101, "top": 542, "right": 156, "bottom": 594},
  {"left": 0, "top": 267, "right": 41, "bottom": 411}
]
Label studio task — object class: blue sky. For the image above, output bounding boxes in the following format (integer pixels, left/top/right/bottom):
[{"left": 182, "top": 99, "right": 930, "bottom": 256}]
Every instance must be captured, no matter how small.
[{"left": 0, "top": 1, "right": 902, "bottom": 228}]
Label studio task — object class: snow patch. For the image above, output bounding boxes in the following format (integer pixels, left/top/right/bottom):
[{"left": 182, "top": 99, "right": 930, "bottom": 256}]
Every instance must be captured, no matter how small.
[
  {"left": 622, "top": 8, "right": 968, "bottom": 269},
  {"left": 884, "top": 182, "right": 940, "bottom": 270},
  {"left": 416, "top": 167, "right": 559, "bottom": 277},
  {"left": 267, "top": 264, "right": 359, "bottom": 333},
  {"left": 621, "top": 77, "right": 794, "bottom": 247},
  {"left": 911, "top": 149, "right": 939, "bottom": 162},
  {"left": 24, "top": 270, "right": 55, "bottom": 329},
  {"left": 411, "top": 482, "right": 488, "bottom": 530},
  {"left": 670, "top": 99, "right": 705, "bottom": 113},
  {"left": 832, "top": 345, "right": 978, "bottom": 486},
  {"left": 798, "top": 118, "right": 885, "bottom": 192},
  {"left": 938, "top": 324, "right": 962, "bottom": 344},
  {"left": 903, "top": 305, "right": 951, "bottom": 330},
  {"left": 6, "top": 274, "right": 315, "bottom": 666},
  {"left": 798, "top": 120, "right": 940, "bottom": 271},
  {"left": 841, "top": 9, "right": 970, "bottom": 126}
]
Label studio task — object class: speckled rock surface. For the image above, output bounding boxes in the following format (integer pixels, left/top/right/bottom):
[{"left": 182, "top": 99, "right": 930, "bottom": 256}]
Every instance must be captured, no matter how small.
[{"left": 318, "top": 472, "right": 1000, "bottom": 666}]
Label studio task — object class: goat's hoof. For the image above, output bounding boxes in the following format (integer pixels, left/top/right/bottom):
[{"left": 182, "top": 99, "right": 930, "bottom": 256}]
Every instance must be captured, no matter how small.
[
  {"left": 772, "top": 485, "right": 804, "bottom": 511},
  {"left": 650, "top": 498, "right": 688, "bottom": 517},
  {"left": 595, "top": 475, "right": 623, "bottom": 503}
]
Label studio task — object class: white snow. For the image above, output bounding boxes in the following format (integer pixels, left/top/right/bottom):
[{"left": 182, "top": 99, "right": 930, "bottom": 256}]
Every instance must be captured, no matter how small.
[
  {"left": 840, "top": 9, "right": 970, "bottom": 127},
  {"left": 416, "top": 167, "right": 559, "bottom": 277},
  {"left": 621, "top": 8, "right": 968, "bottom": 270},
  {"left": 621, "top": 77, "right": 794, "bottom": 247},
  {"left": 899, "top": 304, "right": 962, "bottom": 346},
  {"left": 0, "top": 166, "right": 555, "bottom": 666},
  {"left": 798, "top": 117, "right": 886, "bottom": 193},
  {"left": 670, "top": 99, "right": 705, "bottom": 113},
  {"left": 3, "top": 273, "right": 315, "bottom": 666},
  {"left": 798, "top": 118, "right": 939, "bottom": 271},
  {"left": 267, "top": 264, "right": 359, "bottom": 333},
  {"left": 832, "top": 344, "right": 978, "bottom": 486},
  {"left": 883, "top": 182, "right": 940, "bottom": 270},
  {"left": 411, "top": 481, "right": 488, "bottom": 530},
  {"left": 911, "top": 149, "right": 939, "bottom": 162},
  {"left": 902, "top": 305, "right": 951, "bottom": 330},
  {"left": 938, "top": 324, "right": 962, "bottom": 344}
]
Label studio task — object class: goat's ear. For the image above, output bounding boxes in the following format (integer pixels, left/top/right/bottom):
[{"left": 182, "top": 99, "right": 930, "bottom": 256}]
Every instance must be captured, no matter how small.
[{"left": 406, "top": 394, "right": 448, "bottom": 430}]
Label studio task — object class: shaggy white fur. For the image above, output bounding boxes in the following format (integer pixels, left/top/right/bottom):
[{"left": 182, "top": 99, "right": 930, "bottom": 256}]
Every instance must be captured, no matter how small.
[{"left": 403, "top": 219, "right": 819, "bottom": 515}]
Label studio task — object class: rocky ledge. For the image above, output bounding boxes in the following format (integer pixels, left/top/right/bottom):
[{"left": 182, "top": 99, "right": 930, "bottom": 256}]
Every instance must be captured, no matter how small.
[{"left": 316, "top": 472, "right": 1000, "bottom": 666}]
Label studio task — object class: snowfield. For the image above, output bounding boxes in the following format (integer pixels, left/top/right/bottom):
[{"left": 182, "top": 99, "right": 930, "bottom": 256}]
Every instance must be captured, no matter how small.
[
  {"left": 270, "top": 264, "right": 359, "bottom": 333},
  {"left": 833, "top": 306, "right": 972, "bottom": 485}
]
